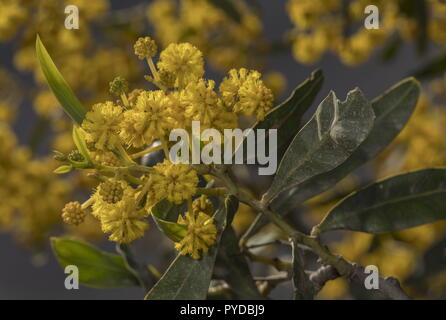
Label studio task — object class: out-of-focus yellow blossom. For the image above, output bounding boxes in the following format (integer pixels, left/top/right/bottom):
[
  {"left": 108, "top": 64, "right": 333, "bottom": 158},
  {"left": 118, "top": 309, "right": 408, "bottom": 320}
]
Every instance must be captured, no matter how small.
[
  {"left": 157, "top": 43, "right": 204, "bottom": 88},
  {"left": 0, "top": 0, "right": 27, "bottom": 40},
  {"left": 82, "top": 101, "right": 123, "bottom": 150},
  {"left": 264, "top": 72, "right": 287, "bottom": 99},
  {"left": 149, "top": 159, "right": 199, "bottom": 205},
  {"left": 286, "top": 0, "right": 401, "bottom": 66},
  {"left": 33, "top": 90, "right": 60, "bottom": 117},
  {"left": 175, "top": 210, "right": 217, "bottom": 259},
  {"left": 120, "top": 90, "right": 173, "bottom": 148},
  {"left": 146, "top": 0, "right": 266, "bottom": 72},
  {"left": 0, "top": 123, "right": 71, "bottom": 245}
]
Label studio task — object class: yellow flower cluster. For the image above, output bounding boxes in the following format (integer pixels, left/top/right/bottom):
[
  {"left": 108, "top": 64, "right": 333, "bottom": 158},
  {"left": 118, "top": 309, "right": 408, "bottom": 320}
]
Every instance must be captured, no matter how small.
[
  {"left": 175, "top": 208, "right": 217, "bottom": 260},
  {"left": 92, "top": 180, "right": 149, "bottom": 244},
  {"left": 56, "top": 37, "right": 273, "bottom": 256},
  {"left": 80, "top": 38, "right": 273, "bottom": 153},
  {"left": 287, "top": 0, "right": 446, "bottom": 66},
  {"left": 146, "top": 0, "right": 264, "bottom": 71},
  {"left": 0, "top": 123, "right": 71, "bottom": 245}
]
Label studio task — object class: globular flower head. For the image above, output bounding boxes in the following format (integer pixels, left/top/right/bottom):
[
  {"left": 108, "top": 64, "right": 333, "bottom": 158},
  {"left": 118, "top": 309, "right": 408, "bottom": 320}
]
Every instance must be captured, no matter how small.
[
  {"left": 62, "top": 201, "right": 86, "bottom": 226},
  {"left": 175, "top": 211, "right": 217, "bottom": 259},
  {"left": 134, "top": 36, "right": 158, "bottom": 59},
  {"left": 109, "top": 76, "right": 129, "bottom": 96},
  {"left": 219, "top": 68, "right": 273, "bottom": 120},
  {"left": 82, "top": 101, "right": 123, "bottom": 150},
  {"left": 93, "top": 184, "right": 149, "bottom": 243},
  {"left": 181, "top": 79, "right": 218, "bottom": 128},
  {"left": 192, "top": 195, "right": 214, "bottom": 216},
  {"left": 237, "top": 77, "right": 274, "bottom": 121},
  {"left": 119, "top": 90, "right": 173, "bottom": 148},
  {"left": 157, "top": 43, "right": 204, "bottom": 88},
  {"left": 99, "top": 179, "right": 124, "bottom": 204},
  {"left": 149, "top": 159, "right": 199, "bottom": 205}
]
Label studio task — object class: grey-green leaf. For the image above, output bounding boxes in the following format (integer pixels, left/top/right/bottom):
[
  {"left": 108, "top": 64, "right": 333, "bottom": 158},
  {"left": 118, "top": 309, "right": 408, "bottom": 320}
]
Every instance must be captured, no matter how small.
[
  {"left": 317, "top": 169, "right": 446, "bottom": 234},
  {"left": 145, "top": 201, "right": 228, "bottom": 300},
  {"left": 51, "top": 237, "right": 140, "bottom": 288},
  {"left": 36, "top": 35, "right": 86, "bottom": 125},
  {"left": 291, "top": 241, "right": 315, "bottom": 300},
  {"left": 270, "top": 78, "right": 420, "bottom": 212},
  {"left": 239, "top": 69, "right": 323, "bottom": 163},
  {"left": 264, "top": 88, "right": 375, "bottom": 203},
  {"left": 151, "top": 199, "right": 187, "bottom": 242},
  {"left": 216, "top": 228, "right": 263, "bottom": 299}
]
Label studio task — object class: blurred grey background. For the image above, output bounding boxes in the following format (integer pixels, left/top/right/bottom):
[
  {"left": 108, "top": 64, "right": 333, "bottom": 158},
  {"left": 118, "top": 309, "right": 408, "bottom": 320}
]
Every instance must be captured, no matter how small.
[{"left": 0, "top": 0, "right": 437, "bottom": 299}]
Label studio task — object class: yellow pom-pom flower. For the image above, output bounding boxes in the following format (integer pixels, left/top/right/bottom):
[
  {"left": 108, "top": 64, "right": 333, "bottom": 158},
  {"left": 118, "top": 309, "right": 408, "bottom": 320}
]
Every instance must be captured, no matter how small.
[
  {"left": 220, "top": 68, "right": 273, "bottom": 120},
  {"left": 94, "top": 184, "right": 149, "bottom": 243},
  {"left": 82, "top": 101, "right": 123, "bottom": 150},
  {"left": 192, "top": 195, "right": 214, "bottom": 216},
  {"left": 119, "top": 90, "right": 173, "bottom": 148},
  {"left": 181, "top": 79, "right": 219, "bottom": 128},
  {"left": 62, "top": 201, "right": 86, "bottom": 226},
  {"left": 150, "top": 159, "right": 199, "bottom": 205},
  {"left": 134, "top": 36, "right": 158, "bottom": 59},
  {"left": 157, "top": 43, "right": 204, "bottom": 88},
  {"left": 175, "top": 211, "right": 217, "bottom": 259}
]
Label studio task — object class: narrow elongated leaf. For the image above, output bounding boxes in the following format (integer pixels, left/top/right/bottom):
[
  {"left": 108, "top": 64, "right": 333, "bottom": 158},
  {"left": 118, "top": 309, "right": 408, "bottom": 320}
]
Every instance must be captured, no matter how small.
[
  {"left": 407, "top": 236, "right": 446, "bottom": 284},
  {"left": 317, "top": 169, "right": 446, "bottom": 234},
  {"left": 72, "top": 126, "right": 92, "bottom": 163},
  {"left": 151, "top": 199, "right": 186, "bottom": 242},
  {"left": 264, "top": 88, "right": 375, "bottom": 203},
  {"left": 271, "top": 78, "right": 420, "bottom": 212},
  {"left": 51, "top": 238, "right": 140, "bottom": 288},
  {"left": 238, "top": 70, "right": 323, "bottom": 162},
  {"left": 291, "top": 241, "right": 315, "bottom": 300},
  {"left": 145, "top": 201, "right": 228, "bottom": 300},
  {"left": 215, "top": 196, "right": 263, "bottom": 299},
  {"left": 36, "top": 35, "right": 86, "bottom": 125},
  {"left": 413, "top": 52, "right": 446, "bottom": 79}
]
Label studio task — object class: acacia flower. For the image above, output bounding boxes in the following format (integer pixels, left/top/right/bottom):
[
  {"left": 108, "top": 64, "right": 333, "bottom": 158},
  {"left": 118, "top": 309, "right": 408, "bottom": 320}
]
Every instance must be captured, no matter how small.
[
  {"left": 175, "top": 211, "right": 217, "bottom": 259},
  {"left": 82, "top": 101, "right": 123, "bottom": 150},
  {"left": 157, "top": 43, "right": 204, "bottom": 88},
  {"left": 219, "top": 68, "right": 273, "bottom": 120},
  {"left": 181, "top": 79, "right": 237, "bottom": 131},
  {"left": 149, "top": 159, "right": 199, "bottom": 205},
  {"left": 98, "top": 179, "right": 124, "bottom": 204},
  {"left": 134, "top": 36, "right": 158, "bottom": 59},
  {"left": 119, "top": 90, "right": 173, "bottom": 148},
  {"left": 62, "top": 201, "right": 86, "bottom": 226},
  {"left": 192, "top": 195, "right": 214, "bottom": 216},
  {"left": 94, "top": 184, "right": 149, "bottom": 243}
]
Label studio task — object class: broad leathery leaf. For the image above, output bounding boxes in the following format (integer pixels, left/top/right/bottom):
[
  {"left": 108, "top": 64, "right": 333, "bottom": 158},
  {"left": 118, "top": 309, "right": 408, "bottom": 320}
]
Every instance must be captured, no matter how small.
[
  {"left": 291, "top": 241, "right": 315, "bottom": 300},
  {"left": 271, "top": 78, "right": 420, "bottom": 212},
  {"left": 151, "top": 199, "right": 187, "bottom": 242},
  {"left": 51, "top": 237, "right": 140, "bottom": 288},
  {"left": 36, "top": 35, "right": 86, "bottom": 125},
  {"left": 145, "top": 200, "right": 228, "bottom": 300},
  {"left": 317, "top": 169, "right": 446, "bottom": 234},
  {"left": 72, "top": 126, "right": 92, "bottom": 163},
  {"left": 264, "top": 88, "right": 375, "bottom": 203},
  {"left": 241, "top": 70, "right": 323, "bottom": 163},
  {"left": 215, "top": 197, "right": 263, "bottom": 299}
]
